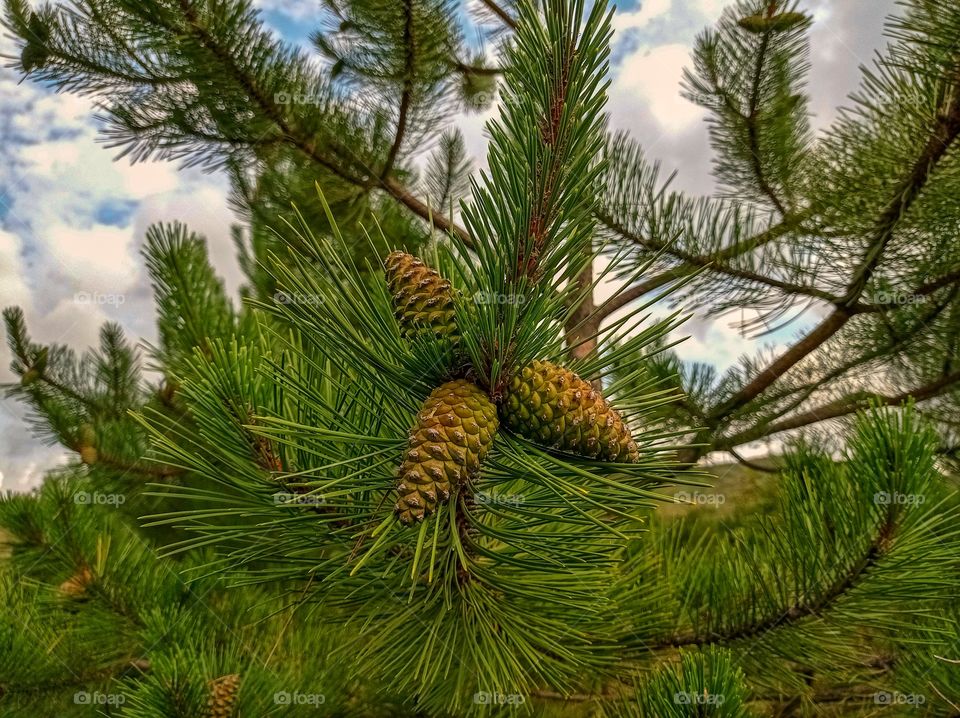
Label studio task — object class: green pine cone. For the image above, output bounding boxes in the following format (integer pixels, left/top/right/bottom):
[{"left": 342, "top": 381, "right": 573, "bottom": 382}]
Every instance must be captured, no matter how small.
[
  {"left": 396, "top": 380, "right": 498, "bottom": 524},
  {"left": 384, "top": 251, "right": 459, "bottom": 342},
  {"left": 206, "top": 674, "right": 241, "bottom": 718},
  {"left": 501, "top": 360, "right": 639, "bottom": 463}
]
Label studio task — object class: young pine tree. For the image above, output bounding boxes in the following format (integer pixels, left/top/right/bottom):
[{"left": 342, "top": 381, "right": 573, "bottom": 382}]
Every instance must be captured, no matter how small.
[{"left": 2, "top": 1, "right": 960, "bottom": 716}]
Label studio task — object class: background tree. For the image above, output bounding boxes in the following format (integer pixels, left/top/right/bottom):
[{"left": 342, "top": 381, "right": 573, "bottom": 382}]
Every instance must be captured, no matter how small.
[
  {"left": 2, "top": 0, "right": 960, "bottom": 716},
  {"left": 5, "top": 0, "right": 960, "bottom": 462}
]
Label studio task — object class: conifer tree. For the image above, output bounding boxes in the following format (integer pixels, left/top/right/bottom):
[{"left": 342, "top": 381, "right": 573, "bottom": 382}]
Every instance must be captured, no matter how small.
[{"left": 2, "top": 1, "right": 960, "bottom": 716}]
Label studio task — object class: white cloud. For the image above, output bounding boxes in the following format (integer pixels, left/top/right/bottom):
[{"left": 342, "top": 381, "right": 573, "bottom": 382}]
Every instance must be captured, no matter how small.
[
  {"left": 252, "top": 0, "right": 319, "bottom": 21},
  {"left": 674, "top": 320, "right": 787, "bottom": 374},
  {"left": 41, "top": 223, "right": 139, "bottom": 294},
  {"left": 0, "top": 230, "right": 32, "bottom": 313},
  {"left": 609, "top": 43, "right": 703, "bottom": 136},
  {"left": 611, "top": 0, "right": 673, "bottom": 33},
  {"left": 695, "top": 0, "right": 729, "bottom": 22}
]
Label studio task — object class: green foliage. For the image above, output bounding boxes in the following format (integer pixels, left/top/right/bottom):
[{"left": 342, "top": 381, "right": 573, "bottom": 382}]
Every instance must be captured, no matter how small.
[
  {"left": 614, "top": 406, "right": 960, "bottom": 713},
  {"left": 608, "top": 649, "right": 754, "bottom": 718}
]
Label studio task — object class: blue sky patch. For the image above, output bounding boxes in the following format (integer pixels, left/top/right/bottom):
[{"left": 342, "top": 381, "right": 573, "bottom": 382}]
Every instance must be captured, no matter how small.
[{"left": 93, "top": 198, "right": 139, "bottom": 228}]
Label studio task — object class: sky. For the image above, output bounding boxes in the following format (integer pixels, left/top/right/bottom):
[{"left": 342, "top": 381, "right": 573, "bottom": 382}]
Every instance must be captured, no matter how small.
[{"left": 0, "top": 0, "right": 899, "bottom": 490}]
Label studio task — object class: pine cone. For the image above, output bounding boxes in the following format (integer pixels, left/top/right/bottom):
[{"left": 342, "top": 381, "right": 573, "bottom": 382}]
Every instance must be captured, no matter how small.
[
  {"left": 206, "top": 674, "right": 241, "bottom": 718},
  {"left": 396, "top": 380, "right": 498, "bottom": 524},
  {"left": 384, "top": 251, "right": 459, "bottom": 342},
  {"left": 21, "top": 347, "right": 48, "bottom": 386},
  {"left": 78, "top": 423, "right": 97, "bottom": 465},
  {"left": 79, "top": 446, "right": 98, "bottom": 465},
  {"left": 501, "top": 360, "right": 639, "bottom": 462}
]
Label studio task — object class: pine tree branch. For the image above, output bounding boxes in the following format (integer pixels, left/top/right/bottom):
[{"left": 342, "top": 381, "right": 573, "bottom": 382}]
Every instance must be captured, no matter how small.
[
  {"left": 175, "top": 1, "right": 360, "bottom": 181},
  {"left": 700, "top": 68, "right": 960, "bottom": 441},
  {"left": 841, "top": 70, "right": 960, "bottom": 305},
  {"left": 165, "top": 0, "right": 472, "bottom": 244},
  {"left": 718, "top": 284, "right": 960, "bottom": 443},
  {"left": 382, "top": 176, "right": 472, "bottom": 246},
  {"left": 595, "top": 268, "right": 685, "bottom": 320},
  {"left": 516, "top": 35, "right": 575, "bottom": 281},
  {"left": 728, "top": 447, "right": 779, "bottom": 473},
  {"left": 707, "top": 307, "right": 854, "bottom": 422},
  {"left": 595, "top": 210, "right": 836, "bottom": 304},
  {"left": 654, "top": 512, "right": 896, "bottom": 650},
  {"left": 480, "top": 0, "right": 517, "bottom": 30},
  {"left": 28, "top": 371, "right": 100, "bottom": 413},
  {"left": 381, "top": 0, "right": 415, "bottom": 179},
  {"left": 744, "top": 27, "right": 788, "bottom": 216},
  {"left": 716, "top": 369, "right": 960, "bottom": 449},
  {"left": 856, "top": 267, "right": 960, "bottom": 313},
  {"left": 593, "top": 212, "right": 804, "bottom": 322}
]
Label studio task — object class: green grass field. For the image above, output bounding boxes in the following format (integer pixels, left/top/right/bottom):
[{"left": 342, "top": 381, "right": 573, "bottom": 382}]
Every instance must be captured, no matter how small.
[{"left": 656, "top": 459, "right": 782, "bottom": 524}]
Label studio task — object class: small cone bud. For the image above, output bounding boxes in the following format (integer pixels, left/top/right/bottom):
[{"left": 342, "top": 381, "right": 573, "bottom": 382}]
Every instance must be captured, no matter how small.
[
  {"left": 738, "top": 11, "right": 807, "bottom": 34},
  {"left": 501, "top": 360, "right": 639, "bottom": 462},
  {"left": 21, "top": 42, "right": 50, "bottom": 72},
  {"left": 384, "top": 251, "right": 459, "bottom": 342},
  {"left": 462, "top": 69, "right": 497, "bottom": 112},
  {"left": 58, "top": 566, "right": 93, "bottom": 599},
  {"left": 20, "top": 14, "right": 52, "bottom": 73},
  {"left": 396, "top": 380, "right": 498, "bottom": 524}
]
